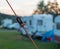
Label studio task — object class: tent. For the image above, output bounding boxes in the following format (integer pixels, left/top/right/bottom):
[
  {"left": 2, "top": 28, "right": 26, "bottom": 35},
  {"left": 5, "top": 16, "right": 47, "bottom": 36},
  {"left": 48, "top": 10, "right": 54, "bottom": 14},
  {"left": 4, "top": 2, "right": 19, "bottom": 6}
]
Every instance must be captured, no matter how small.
[{"left": 41, "top": 30, "right": 54, "bottom": 42}]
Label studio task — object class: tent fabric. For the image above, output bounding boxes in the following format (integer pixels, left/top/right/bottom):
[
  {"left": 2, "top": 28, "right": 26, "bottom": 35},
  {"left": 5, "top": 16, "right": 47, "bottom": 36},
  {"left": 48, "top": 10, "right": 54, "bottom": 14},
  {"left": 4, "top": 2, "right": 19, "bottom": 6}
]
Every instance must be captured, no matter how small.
[{"left": 41, "top": 29, "right": 54, "bottom": 42}]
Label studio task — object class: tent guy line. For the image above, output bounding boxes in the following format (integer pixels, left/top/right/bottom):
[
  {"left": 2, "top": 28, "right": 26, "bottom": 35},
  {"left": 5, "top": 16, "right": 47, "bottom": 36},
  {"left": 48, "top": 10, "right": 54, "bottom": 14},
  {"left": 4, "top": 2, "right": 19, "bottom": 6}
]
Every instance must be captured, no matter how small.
[{"left": 5, "top": 0, "right": 38, "bottom": 49}]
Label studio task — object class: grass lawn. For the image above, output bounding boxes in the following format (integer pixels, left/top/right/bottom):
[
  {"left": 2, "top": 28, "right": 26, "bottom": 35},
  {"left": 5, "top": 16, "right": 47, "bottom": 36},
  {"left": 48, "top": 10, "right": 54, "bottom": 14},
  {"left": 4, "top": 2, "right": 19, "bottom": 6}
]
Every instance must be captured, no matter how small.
[{"left": 0, "top": 29, "right": 58, "bottom": 49}]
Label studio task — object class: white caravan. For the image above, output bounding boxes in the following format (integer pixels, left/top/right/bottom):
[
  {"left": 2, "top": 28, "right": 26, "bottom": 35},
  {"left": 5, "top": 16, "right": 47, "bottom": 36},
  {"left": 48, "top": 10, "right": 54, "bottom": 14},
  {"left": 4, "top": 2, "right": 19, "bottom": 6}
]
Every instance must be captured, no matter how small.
[
  {"left": 54, "top": 15, "right": 60, "bottom": 43},
  {"left": 20, "top": 16, "right": 33, "bottom": 35},
  {"left": 19, "top": 14, "right": 53, "bottom": 37},
  {"left": 1, "top": 18, "right": 12, "bottom": 28},
  {"left": 32, "top": 14, "right": 53, "bottom": 37},
  {"left": 8, "top": 23, "right": 20, "bottom": 29}
]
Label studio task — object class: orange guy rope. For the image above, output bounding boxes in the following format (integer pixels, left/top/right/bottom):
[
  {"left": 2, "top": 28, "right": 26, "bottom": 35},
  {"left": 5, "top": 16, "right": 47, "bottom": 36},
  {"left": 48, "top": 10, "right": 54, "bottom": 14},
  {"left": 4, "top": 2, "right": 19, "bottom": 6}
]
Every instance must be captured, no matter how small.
[{"left": 5, "top": 0, "right": 38, "bottom": 49}]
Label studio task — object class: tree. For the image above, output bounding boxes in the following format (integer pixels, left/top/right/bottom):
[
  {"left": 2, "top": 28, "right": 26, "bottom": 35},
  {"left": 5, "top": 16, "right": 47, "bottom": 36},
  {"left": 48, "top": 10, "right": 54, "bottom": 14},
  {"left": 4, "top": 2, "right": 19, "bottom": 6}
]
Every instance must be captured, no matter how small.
[{"left": 37, "top": 0, "right": 44, "bottom": 10}]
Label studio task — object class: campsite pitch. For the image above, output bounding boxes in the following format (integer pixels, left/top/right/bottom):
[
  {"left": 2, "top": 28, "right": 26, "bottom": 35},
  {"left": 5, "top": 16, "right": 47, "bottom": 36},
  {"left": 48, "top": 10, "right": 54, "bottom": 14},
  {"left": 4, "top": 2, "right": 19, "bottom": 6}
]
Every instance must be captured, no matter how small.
[{"left": 0, "top": 29, "right": 57, "bottom": 49}]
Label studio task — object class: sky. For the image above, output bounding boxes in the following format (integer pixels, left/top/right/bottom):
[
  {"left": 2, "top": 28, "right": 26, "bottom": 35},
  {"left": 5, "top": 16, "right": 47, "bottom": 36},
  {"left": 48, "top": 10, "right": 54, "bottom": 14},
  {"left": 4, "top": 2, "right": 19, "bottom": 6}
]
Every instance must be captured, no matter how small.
[{"left": 0, "top": 0, "right": 60, "bottom": 16}]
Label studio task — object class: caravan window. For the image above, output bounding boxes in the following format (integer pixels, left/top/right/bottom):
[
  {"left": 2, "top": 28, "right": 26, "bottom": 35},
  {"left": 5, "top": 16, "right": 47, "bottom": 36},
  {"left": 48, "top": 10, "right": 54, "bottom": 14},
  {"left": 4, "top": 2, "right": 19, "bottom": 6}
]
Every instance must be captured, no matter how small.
[
  {"left": 56, "top": 23, "right": 60, "bottom": 29},
  {"left": 24, "top": 21, "right": 26, "bottom": 24},
  {"left": 29, "top": 20, "right": 32, "bottom": 25},
  {"left": 37, "top": 20, "right": 43, "bottom": 25}
]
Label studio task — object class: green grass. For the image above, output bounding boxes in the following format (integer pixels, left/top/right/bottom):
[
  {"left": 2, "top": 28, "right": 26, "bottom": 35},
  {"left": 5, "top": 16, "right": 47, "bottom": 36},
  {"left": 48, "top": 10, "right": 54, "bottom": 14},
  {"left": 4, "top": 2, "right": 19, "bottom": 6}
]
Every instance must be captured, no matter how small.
[{"left": 0, "top": 30, "right": 58, "bottom": 49}]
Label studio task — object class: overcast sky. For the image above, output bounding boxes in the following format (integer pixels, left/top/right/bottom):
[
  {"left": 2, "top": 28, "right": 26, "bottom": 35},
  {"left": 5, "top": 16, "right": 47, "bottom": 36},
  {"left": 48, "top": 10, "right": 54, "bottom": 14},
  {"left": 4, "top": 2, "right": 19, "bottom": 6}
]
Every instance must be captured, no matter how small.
[{"left": 0, "top": 0, "right": 60, "bottom": 16}]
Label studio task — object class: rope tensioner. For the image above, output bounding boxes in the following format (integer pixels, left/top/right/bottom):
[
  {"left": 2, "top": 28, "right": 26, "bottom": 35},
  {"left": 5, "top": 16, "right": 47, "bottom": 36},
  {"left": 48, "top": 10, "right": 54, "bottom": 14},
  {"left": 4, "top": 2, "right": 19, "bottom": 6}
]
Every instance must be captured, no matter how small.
[{"left": 5, "top": 0, "right": 38, "bottom": 49}]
